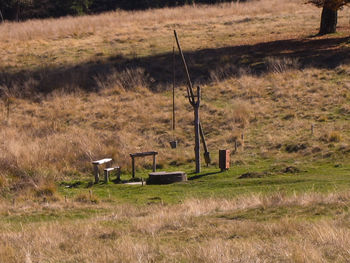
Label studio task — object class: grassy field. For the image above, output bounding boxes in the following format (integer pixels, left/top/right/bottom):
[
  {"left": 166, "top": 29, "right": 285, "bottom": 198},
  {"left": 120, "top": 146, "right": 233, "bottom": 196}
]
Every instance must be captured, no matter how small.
[{"left": 0, "top": 0, "right": 350, "bottom": 261}]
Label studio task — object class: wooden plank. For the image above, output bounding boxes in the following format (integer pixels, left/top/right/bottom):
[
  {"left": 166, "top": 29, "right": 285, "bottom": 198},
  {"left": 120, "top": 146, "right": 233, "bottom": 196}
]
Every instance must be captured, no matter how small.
[
  {"left": 130, "top": 151, "right": 158, "bottom": 157},
  {"left": 92, "top": 158, "right": 112, "bottom": 165},
  {"left": 104, "top": 166, "right": 120, "bottom": 172}
]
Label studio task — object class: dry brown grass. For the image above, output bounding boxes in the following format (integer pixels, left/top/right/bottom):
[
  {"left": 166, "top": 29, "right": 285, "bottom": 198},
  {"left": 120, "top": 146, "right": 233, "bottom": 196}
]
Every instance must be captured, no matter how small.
[
  {"left": 0, "top": 0, "right": 305, "bottom": 41},
  {"left": 0, "top": 62, "right": 348, "bottom": 189},
  {"left": 0, "top": 3, "right": 349, "bottom": 261},
  {"left": 0, "top": 0, "right": 349, "bottom": 73},
  {"left": 1, "top": 191, "right": 350, "bottom": 262}
]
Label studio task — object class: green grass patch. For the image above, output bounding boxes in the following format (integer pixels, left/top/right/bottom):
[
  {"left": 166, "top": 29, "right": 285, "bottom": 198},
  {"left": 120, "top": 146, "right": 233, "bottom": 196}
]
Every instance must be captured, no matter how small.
[
  {"left": 58, "top": 161, "right": 350, "bottom": 205},
  {"left": 219, "top": 202, "right": 349, "bottom": 222}
]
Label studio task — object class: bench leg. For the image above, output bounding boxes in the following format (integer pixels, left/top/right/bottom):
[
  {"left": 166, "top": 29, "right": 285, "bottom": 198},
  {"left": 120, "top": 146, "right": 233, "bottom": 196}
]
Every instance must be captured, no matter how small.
[
  {"left": 104, "top": 170, "right": 109, "bottom": 184},
  {"left": 94, "top": 164, "right": 99, "bottom": 184},
  {"left": 117, "top": 167, "right": 121, "bottom": 181}
]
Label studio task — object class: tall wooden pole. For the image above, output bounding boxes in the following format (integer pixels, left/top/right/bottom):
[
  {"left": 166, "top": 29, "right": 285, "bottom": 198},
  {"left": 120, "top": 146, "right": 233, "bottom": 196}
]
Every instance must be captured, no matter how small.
[
  {"left": 172, "top": 46, "right": 176, "bottom": 131},
  {"left": 174, "top": 30, "right": 201, "bottom": 173},
  {"left": 174, "top": 30, "right": 195, "bottom": 103},
  {"left": 194, "top": 87, "right": 201, "bottom": 173}
]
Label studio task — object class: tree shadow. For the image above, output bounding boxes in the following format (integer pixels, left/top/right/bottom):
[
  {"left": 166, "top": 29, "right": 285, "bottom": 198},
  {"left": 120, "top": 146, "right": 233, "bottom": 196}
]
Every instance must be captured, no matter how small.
[
  {"left": 188, "top": 171, "right": 222, "bottom": 180},
  {"left": 1, "top": 35, "right": 349, "bottom": 96}
]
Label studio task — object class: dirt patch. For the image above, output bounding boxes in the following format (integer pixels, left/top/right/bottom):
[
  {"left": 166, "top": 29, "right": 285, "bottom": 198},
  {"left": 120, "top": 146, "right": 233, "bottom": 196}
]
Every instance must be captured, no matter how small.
[
  {"left": 282, "top": 166, "right": 301, "bottom": 174},
  {"left": 238, "top": 172, "right": 268, "bottom": 179},
  {"left": 285, "top": 143, "right": 308, "bottom": 153}
]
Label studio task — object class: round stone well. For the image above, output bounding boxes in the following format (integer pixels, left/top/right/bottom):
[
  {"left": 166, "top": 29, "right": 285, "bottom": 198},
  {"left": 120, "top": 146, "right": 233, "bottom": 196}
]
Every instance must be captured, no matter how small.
[{"left": 147, "top": 171, "right": 187, "bottom": 185}]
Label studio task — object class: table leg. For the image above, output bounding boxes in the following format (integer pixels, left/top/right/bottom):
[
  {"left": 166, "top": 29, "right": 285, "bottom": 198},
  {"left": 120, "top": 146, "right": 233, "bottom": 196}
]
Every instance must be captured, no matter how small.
[
  {"left": 94, "top": 164, "right": 99, "bottom": 184},
  {"left": 153, "top": 154, "right": 156, "bottom": 172},
  {"left": 132, "top": 157, "right": 135, "bottom": 178},
  {"left": 104, "top": 170, "right": 109, "bottom": 183}
]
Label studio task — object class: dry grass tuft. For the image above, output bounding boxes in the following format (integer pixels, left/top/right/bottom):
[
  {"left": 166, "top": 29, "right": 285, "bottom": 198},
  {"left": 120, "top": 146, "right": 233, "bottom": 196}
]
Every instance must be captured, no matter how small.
[
  {"left": 266, "top": 56, "right": 300, "bottom": 73},
  {"left": 74, "top": 192, "right": 99, "bottom": 203}
]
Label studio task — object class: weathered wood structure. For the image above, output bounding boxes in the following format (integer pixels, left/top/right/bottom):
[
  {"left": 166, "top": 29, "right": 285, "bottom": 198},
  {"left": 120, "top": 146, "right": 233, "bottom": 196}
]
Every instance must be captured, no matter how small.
[
  {"left": 129, "top": 151, "right": 158, "bottom": 178},
  {"left": 219, "top": 150, "right": 230, "bottom": 171},
  {"left": 104, "top": 166, "right": 121, "bottom": 183},
  {"left": 174, "top": 30, "right": 211, "bottom": 173},
  {"left": 92, "top": 158, "right": 120, "bottom": 183},
  {"left": 92, "top": 158, "right": 112, "bottom": 183}
]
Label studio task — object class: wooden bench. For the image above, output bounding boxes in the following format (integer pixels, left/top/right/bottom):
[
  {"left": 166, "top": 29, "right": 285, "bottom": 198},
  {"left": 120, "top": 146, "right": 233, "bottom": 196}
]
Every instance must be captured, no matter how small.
[
  {"left": 104, "top": 166, "right": 121, "bottom": 183},
  {"left": 92, "top": 158, "right": 112, "bottom": 183},
  {"left": 129, "top": 151, "right": 158, "bottom": 178}
]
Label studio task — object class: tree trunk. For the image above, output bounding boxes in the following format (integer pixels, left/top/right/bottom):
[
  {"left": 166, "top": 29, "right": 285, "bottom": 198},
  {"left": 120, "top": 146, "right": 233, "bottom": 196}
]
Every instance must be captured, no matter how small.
[
  {"left": 15, "top": 1, "right": 20, "bottom": 22},
  {"left": 319, "top": 5, "right": 337, "bottom": 35}
]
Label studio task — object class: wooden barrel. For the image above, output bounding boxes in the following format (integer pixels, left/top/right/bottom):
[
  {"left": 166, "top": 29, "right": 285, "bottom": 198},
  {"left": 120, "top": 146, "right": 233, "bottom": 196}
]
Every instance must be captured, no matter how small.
[{"left": 147, "top": 171, "right": 187, "bottom": 185}]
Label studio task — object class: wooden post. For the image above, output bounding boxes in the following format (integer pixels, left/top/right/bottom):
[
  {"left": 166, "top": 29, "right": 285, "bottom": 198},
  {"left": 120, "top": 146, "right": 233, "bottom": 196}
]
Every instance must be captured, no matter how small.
[
  {"left": 132, "top": 157, "right": 135, "bottom": 178},
  {"left": 194, "top": 87, "right": 201, "bottom": 173},
  {"left": 311, "top": 124, "right": 314, "bottom": 136},
  {"left": 241, "top": 132, "right": 244, "bottom": 151},
  {"left": 234, "top": 139, "right": 238, "bottom": 153},
  {"left": 172, "top": 46, "right": 176, "bottom": 132},
  {"left": 93, "top": 164, "right": 99, "bottom": 184},
  {"left": 153, "top": 154, "right": 156, "bottom": 172},
  {"left": 219, "top": 150, "right": 230, "bottom": 171}
]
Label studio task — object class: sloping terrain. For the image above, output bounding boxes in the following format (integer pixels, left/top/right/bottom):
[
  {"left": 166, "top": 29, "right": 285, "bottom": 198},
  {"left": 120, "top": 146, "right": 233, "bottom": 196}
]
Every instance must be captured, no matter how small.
[{"left": 0, "top": 0, "right": 350, "bottom": 262}]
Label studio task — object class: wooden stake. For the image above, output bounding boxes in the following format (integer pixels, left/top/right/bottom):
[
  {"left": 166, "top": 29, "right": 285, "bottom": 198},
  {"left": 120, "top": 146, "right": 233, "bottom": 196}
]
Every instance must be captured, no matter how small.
[{"left": 311, "top": 124, "right": 314, "bottom": 136}]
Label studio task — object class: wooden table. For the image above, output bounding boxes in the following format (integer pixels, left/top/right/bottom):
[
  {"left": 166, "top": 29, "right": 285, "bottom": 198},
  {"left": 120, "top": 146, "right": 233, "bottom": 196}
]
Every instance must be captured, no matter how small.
[
  {"left": 92, "top": 158, "right": 112, "bottom": 183},
  {"left": 129, "top": 151, "right": 158, "bottom": 178}
]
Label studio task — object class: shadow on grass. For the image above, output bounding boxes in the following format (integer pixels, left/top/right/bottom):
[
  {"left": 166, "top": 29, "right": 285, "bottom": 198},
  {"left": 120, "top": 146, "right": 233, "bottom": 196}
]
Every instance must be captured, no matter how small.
[
  {"left": 189, "top": 171, "right": 222, "bottom": 180},
  {"left": 1, "top": 35, "right": 349, "bottom": 97}
]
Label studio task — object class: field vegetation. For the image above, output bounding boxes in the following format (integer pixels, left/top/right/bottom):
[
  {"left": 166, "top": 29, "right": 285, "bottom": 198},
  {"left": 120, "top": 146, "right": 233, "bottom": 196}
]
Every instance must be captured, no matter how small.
[{"left": 0, "top": 0, "right": 350, "bottom": 261}]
